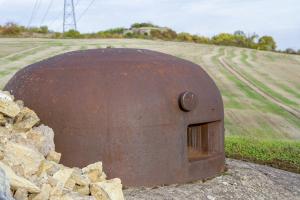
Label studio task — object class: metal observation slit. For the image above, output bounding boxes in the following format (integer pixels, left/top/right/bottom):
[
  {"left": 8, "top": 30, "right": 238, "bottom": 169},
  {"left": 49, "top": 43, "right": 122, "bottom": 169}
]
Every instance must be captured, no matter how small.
[
  {"left": 4, "top": 48, "right": 225, "bottom": 187},
  {"left": 187, "top": 123, "right": 209, "bottom": 161}
]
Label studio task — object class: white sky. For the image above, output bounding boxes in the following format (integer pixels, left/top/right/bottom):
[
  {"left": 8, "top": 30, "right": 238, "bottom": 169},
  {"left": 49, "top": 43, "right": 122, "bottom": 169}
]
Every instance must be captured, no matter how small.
[{"left": 0, "top": 0, "right": 299, "bottom": 50}]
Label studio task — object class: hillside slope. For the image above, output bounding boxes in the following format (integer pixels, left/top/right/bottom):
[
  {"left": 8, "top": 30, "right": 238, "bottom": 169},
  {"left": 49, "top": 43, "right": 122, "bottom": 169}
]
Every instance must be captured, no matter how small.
[{"left": 0, "top": 38, "right": 299, "bottom": 140}]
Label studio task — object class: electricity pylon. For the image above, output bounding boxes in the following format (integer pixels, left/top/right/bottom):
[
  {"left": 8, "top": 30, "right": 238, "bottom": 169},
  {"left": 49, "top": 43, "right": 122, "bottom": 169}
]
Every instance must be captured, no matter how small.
[{"left": 63, "top": 0, "right": 77, "bottom": 33}]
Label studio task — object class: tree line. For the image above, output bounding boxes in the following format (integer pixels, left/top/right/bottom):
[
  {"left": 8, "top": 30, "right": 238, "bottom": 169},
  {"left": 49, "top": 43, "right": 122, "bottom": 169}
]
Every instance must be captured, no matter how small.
[{"left": 0, "top": 22, "right": 299, "bottom": 55}]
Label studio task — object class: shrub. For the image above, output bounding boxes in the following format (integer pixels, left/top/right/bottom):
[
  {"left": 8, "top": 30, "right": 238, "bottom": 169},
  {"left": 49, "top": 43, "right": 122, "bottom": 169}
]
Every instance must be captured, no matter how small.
[
  {"left": 52, "top": 32, "right": 62, "bottom": 39},
  {"left": 285, "top": 48, "right": 296, "bottom": 54},
  {"left": 150, "top": 29, "right": 177, "bottom": 40},
  {"left": 192, "top": 35, "right": 210, "bottom": 44},
  {"left": 211, "top": 33, "right": 248, "bottom": 47},
  {"left": 63, "top": 29, "right": 82, "bottom": 38},
  {"left": 177, "top": 32, "right": 193, "bottom": 42},
  {"left": 131, "top": 22, "right": 158, "bottom": 28},
  {"left": 1, "top": 22, "right": 22, "bottom": 36},
  {"left": 39, "top": 26, "right": 49, "bottom": 34},
  {"left": 257, "top": 36, "right": 276, "bottom": 51}
]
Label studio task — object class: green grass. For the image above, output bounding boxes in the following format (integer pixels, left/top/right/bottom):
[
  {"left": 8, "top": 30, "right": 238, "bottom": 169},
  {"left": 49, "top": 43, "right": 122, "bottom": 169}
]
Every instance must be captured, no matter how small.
[
  {"left": 240, "top": 50, "right": 253, "bottom": 67},
  {"left": 226, "top": 48, "right": 235, "bottom": 60},
  {"left": 6, "top": 45, "right": 49, "bottom": 61},
  {"left": 80, "top": 46, "right": 88, "bottom": 50},
  {"left": 250, "top": 50, "right": 257, "bottom": 61},
  {"left": 263, "top": 53, "right": 276, "bottom": 62},
  {"left": 0, "top": 38, "right": 299, "bottom": 173},
  {"left": 235, "top": 57, "right": 299, "bottom": 107},
  {"left": 233, "top": 50, "right": 300, "bottom": 110},
  {"left": 220, "top": 61, "right": 300, "bottom": 132},
  {"left": 225, "top": 136, "right": 300, "bottom": 173},
  {"left": 212, "top": 47, "right": 225, "bottom": 64},
  {"left": 276, "top": 82, "right": 300, "bottom": 99},
  {"left": 244, "top": 71, "right": 298, "bottom": 106}
]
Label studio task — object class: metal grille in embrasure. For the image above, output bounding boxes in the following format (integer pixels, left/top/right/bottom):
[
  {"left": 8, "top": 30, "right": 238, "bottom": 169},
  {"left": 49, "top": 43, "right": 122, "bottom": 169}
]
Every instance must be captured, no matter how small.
[{"left": 187, "top": 124, "right": 209, "bottom": 161}]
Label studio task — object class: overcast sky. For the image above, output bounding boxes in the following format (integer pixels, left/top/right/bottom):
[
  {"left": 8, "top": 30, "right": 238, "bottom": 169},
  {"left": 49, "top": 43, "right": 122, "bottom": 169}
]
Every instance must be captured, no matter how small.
[{"left": 0, "top": 0, "right": 299, "bottom": 50}]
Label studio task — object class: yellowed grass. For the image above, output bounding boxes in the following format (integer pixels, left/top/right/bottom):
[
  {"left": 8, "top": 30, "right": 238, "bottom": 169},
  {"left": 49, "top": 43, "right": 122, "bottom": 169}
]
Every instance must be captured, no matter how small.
[{"left": 0, "top": 38, "right": 299, "bottom": 140}]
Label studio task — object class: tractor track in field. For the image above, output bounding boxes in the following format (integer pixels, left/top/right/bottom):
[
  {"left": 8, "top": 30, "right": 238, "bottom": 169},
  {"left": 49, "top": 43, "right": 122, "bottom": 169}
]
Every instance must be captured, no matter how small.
[
  {"left": 218, "top": 57, "right": 300, "bottom": 119},
  {"left": 0, "top": 46, "right": 42, "bottom": 60}
]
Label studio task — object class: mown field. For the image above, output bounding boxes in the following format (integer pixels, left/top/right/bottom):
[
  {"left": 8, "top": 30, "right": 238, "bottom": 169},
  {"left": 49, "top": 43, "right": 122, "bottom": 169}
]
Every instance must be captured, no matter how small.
[{"left": 0, "top": 38, "right": 299, "bottom": 172}]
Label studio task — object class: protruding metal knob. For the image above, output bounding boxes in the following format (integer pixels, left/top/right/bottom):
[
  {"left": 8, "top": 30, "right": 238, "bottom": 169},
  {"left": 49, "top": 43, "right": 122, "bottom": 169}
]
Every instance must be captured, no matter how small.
[{"left": 179, "top": 91, "right": 198, "bottom": 112}]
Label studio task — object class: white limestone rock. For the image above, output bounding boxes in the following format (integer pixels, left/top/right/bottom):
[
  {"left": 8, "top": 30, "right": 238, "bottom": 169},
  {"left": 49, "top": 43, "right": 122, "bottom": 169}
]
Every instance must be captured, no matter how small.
[
  {"left": 0, "top": 91, "right": 20, "bottom": 118},
  {"left": 32, "top": 184, "right": 52, "bottom": 200},
  {"left": 14, "top": 107, "right": 40, "bottom": 131},
  {"left": 0, "top": 90, "right": 125, "bottom": 199},
  {"left": 46, "top": 150, "right": 61, "bottom": 163},
  {"left": 53, "top": 167, "right": 75, "bottom": 190},
  {"left": 0, "top": 167, "right": 14, "bottom": 200},
  {"left": 91, "top": 178, "right": 124, "bottom": 200},
  {"left": 82, "top": 162, "right": 105, "bottom": 183},
  {"left": 14, "top": 188, "right": 28, "bottom": 200},
  {"left": 3, "top": 142, "right": 44, "bottom": 177},
  {"left": 0, "top": 161, "right": 40, "bottom": 193},
  {"left": 26, "top": 125, "right": 55, "bottom": 156}
]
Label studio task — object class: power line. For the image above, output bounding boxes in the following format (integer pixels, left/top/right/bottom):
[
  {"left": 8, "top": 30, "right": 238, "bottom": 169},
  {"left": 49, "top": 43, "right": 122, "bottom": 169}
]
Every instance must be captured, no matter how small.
[
  {"left": 27, "top": 0, "right": 40, "bottom": 27},
  {"left": 49, "top": 0, "right": 78, "bottom": 30},
  {"left": 40, "top": 0, "right": 54, "bottom": 26},
  {"left": 75, "top": 0, "right": 81, "bottom": 6},
  {"left": 47, "top": 0, "right": 64, "bottom": 27},
  {"left": 63, "top": 0, "right": 77, "bottom": 32},
  {"left": 77, "top": 0, "right": 96, "bottom": 22}
]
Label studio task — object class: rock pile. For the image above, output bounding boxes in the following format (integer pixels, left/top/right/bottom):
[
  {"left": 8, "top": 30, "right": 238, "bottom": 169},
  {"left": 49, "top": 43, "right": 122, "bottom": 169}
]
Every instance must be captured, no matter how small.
[{"left": 0, "top": 91, "right": 124, "bottom": 200}]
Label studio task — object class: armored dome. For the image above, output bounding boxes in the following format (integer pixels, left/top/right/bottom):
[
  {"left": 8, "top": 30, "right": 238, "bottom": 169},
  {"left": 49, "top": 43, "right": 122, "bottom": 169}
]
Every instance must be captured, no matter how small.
[{"left": 5, "top": 48, "right": 224, "bottom": 186}]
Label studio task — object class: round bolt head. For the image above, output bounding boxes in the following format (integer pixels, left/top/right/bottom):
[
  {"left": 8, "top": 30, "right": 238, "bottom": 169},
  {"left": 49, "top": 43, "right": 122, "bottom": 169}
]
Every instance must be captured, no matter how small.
[{"left": 179, "top": 91, "right": 198, "bottom": 112}]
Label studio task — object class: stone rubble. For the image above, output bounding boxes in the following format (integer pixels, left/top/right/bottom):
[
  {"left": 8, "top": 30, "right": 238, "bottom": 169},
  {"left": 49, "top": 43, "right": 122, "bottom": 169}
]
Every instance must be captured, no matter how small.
[{"left": 0, "top": 90, "right": 124, "bottom": 200}]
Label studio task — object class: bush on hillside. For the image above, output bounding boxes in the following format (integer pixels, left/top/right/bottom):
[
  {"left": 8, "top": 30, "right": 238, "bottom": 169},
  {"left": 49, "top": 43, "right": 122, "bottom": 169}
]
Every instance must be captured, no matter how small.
[
  {"left": 0, "top": 21, "right": 296, "bottom": 55},
  {"left": 131, "top": 22, "right": 158, "bottom": 28},
  {"left": 96, "top": 28, "right": 125, "bottom": 38},
  {"left": 191, "top": 35, "right": 210, "bottom": 44},
  {"left": 177, "top": 32, "right": 194, "bottom": 42},
  {"left": 257, "top": 36, "right": 277, "bottom": 51},
  {"left": 39, "top": 26, "right": 49, "bottom": 34},
  {"left": 0, "top": 22, "right": 23, "bottom": 36},
  {"left": 63, "top": 29, "right": 82, "bottom": 38},
  {"left": 150, "top": 29, "right": 177, "bottom": 40},
  {"left": 284, "top": 48, "right": 297, "bottom": 54}
]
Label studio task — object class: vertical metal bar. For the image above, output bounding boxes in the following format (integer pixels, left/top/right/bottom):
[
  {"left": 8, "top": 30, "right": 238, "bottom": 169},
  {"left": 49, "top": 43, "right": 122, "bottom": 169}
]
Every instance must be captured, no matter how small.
[
  {"left": 201, "top": 124, "right": 209, "bottom": 154},
  {"left": 63, "top": 0, "right": 77, "bottom": 33},
  {"left": 193, "top": 127, "right": 196, "bottom": 149},
  {"left": 198, "top": 125, "right": 201, "bottom": 151},
  {"left": 196, "top": 126, "right": 198, "bottom": 151},
  {"left": 63, "top": 0, "right": 66, "bottom": 33},
  {"left": 71, "top": 0, "right": 77, "bottom": 30},
  {"left": 189, "top": 127, "right": 192, "bottom": 148},
  {"left": 187, "top": 127, "right": 190, "bottom": 147}
]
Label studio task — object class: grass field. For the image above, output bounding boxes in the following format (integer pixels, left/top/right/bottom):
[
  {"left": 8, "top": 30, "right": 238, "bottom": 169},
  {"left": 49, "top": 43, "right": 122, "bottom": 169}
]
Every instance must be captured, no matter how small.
[
  {"left": 225, "top": 136, "right": 300, "bottom": 173},
  {"left": 0, "top": 38, "right": 299, "bottom": 172}
]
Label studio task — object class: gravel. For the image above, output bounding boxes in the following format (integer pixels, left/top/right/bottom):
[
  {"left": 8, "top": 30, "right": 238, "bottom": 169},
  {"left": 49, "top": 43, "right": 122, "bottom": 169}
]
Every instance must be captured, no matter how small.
[{"left": 124, "top": 159, "right": 300, "bottom": 200}]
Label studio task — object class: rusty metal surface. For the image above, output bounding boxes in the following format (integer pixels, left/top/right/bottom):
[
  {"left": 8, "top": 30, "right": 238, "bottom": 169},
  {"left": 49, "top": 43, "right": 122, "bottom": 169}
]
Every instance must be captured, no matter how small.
[
  {"left": 4, "top": 48, "right": 225, "bottom": 186},
  {"left": 179, "top": 91, "right": 198, "bottom": 112}
]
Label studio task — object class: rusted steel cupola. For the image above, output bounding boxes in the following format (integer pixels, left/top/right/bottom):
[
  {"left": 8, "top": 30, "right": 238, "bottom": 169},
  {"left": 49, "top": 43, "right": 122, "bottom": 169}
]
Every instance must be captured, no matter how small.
[{"left": 5, "top": 48, "right": 225, "bottom": 186}]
